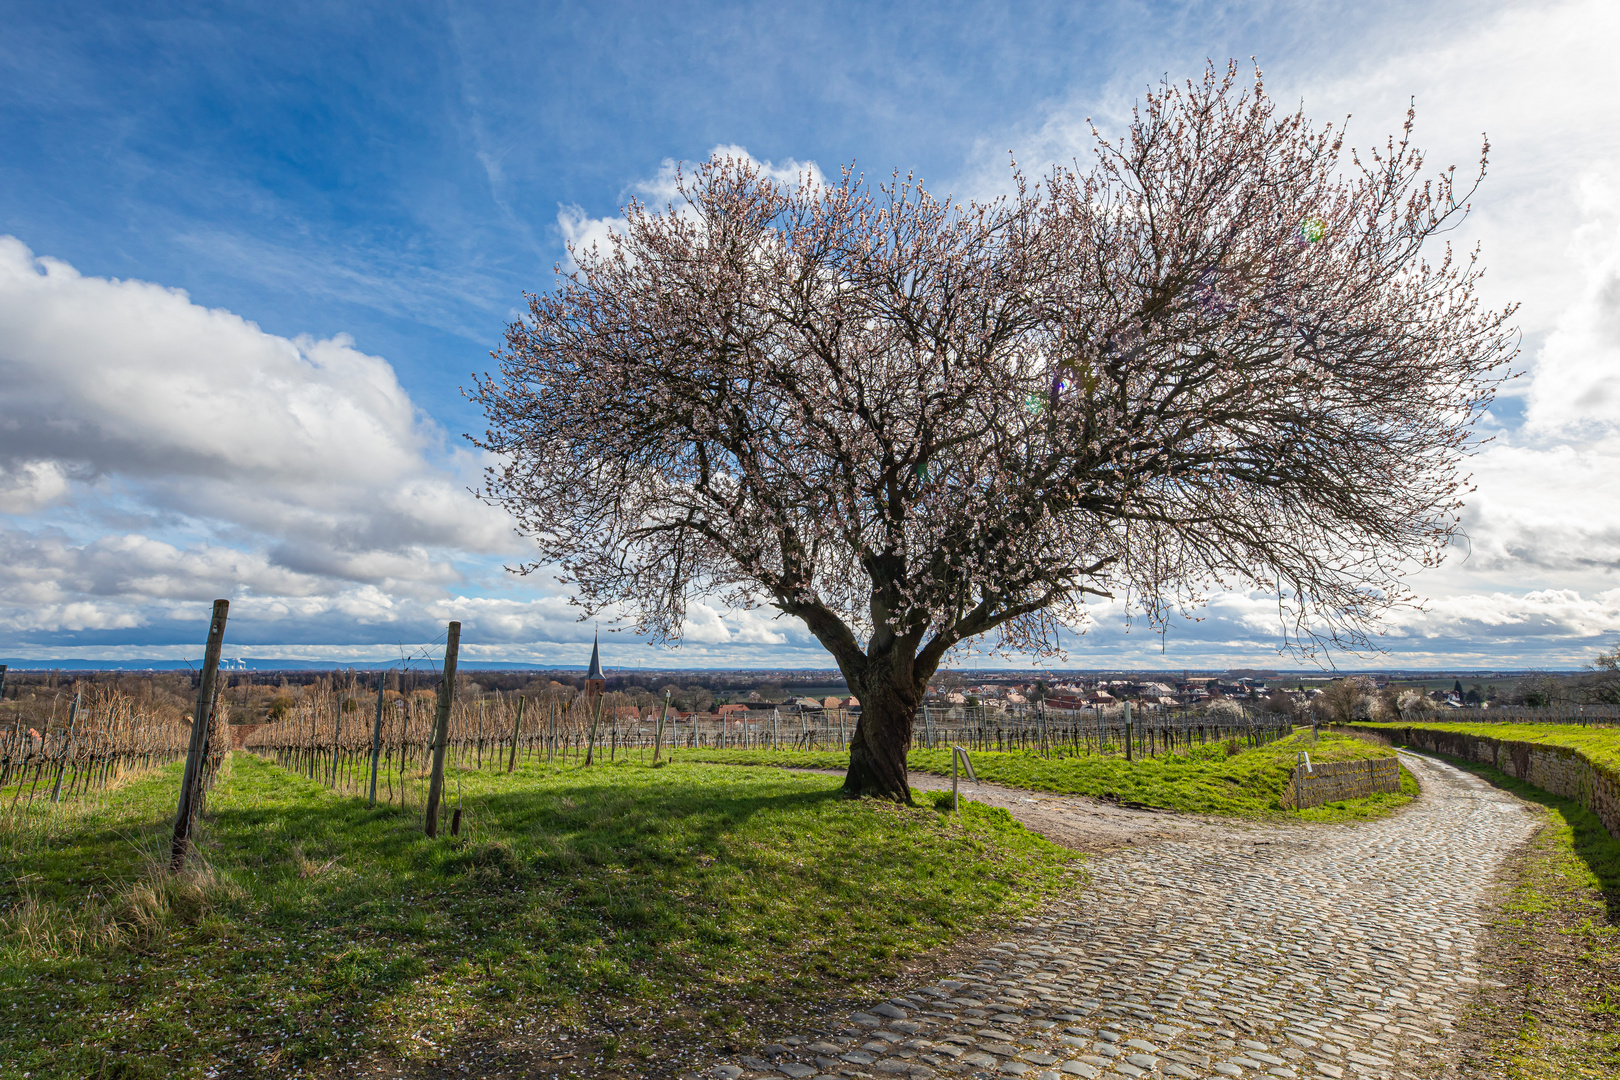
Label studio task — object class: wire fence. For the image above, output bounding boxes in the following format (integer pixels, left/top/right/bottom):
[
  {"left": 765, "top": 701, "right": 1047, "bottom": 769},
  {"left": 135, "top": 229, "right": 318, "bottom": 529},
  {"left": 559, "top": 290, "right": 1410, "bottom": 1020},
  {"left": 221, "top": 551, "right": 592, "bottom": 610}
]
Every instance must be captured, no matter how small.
[
  {"left": 237, "top": 678, "right": 1298, "bottom": 813},
  {"left": 674, "top": 701, "right": 1294, "bottom": 757},
  {"left": 240, "top": 673, "right": 680, "bottom": 813},
  {"left": 1, "top": 646, "right": 1301, "bottom": 831}
]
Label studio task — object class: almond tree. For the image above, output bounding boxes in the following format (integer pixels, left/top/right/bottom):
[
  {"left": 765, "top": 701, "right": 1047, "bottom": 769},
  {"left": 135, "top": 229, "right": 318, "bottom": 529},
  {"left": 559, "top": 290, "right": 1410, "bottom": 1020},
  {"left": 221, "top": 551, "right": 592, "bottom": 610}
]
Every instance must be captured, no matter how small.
[{"left": 473, "top": 63, "right": 1516, "bottom": 801}]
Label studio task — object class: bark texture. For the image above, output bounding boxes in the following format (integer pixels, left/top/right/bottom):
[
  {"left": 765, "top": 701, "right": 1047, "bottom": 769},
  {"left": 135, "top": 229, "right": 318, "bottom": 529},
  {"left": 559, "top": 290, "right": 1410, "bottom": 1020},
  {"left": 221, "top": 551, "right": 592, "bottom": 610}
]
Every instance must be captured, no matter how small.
[{"left": 842, "top": 672, "right": 921, "bottom": 802}]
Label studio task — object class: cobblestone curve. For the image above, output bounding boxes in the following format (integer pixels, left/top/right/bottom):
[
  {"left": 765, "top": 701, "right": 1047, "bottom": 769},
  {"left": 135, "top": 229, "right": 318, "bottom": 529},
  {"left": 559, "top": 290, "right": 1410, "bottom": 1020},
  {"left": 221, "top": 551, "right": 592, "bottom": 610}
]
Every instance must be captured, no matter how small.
[{"left": 706, "top": 751, "right": 1538, "bottom": 1080}]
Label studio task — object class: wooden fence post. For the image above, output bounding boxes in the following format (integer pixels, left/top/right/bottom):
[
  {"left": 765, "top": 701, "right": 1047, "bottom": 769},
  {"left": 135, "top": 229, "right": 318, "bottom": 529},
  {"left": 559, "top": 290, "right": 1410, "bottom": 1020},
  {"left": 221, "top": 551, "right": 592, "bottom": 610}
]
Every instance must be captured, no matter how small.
[
  {"left": 653, "top": 691, "right": 670, "bottom": 762},
  {"left": 329, "top": 676, "right": 346, "bottom": 788},
  {"left": 584, "top": 692, "right": 605, "bottom": 765},
  {"left": 49, "top": 688, "right": 81, "bottom": 804},
  {"left": 367, "top": 668, "right": 388, "bottom": 806},
  {"left": 424, "top": 621, "right": 461, "bottom": 837},
  {"left": 170, "top": 599, "right": 229, "bottom": 871},
  {"left": 507, "top": 694, "right": 526, "bottom": 773}
]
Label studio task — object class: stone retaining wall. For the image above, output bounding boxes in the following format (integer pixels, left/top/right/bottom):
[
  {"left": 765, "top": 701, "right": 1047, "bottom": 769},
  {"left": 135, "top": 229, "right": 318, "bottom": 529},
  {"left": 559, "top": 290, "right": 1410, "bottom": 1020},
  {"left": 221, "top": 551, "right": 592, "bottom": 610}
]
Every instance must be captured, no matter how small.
[
  {"left": 1340, "top": 723, "right": 1620, "bottom": 842},
  {"left": 1282, "top": 756, "right": 1402, "bottom": 809}
]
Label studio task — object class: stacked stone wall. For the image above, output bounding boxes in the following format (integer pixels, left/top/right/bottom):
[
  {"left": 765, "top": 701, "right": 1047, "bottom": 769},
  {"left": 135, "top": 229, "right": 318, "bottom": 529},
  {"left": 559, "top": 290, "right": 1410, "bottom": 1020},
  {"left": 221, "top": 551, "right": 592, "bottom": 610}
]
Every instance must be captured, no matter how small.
[
  {"left": 1340, "top": 724, "right": 1620, "bottom": 842},
  {"left": 1282, "top": 756, "right": 1402, "bottom": 809}
]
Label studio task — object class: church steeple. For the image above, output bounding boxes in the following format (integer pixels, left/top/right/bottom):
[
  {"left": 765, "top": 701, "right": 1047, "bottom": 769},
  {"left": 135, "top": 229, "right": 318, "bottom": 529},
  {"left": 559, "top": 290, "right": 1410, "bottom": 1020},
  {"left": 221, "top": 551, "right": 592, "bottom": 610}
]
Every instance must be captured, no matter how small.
[
  {"left": 585, "top": 632, "right": 605, "bottom": 699},
  {"left": 586, "top": 633, "right": 604, "bottom": 681}
]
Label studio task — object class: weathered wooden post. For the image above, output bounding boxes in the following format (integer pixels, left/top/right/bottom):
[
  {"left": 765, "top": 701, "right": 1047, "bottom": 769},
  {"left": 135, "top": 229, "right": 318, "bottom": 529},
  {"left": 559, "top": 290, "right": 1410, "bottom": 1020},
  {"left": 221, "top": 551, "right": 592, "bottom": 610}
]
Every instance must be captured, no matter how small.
[
  {"left": 49, "top": 688, "right": 81, "bottom": 804},
  {"left": 367, "top": 668, "right": 388, "bottom": 806},
  {"left": 170, "top": 599, "right": 229, "bottom": 871},
  {"left": 423, "top": 621, "right": 461, "bottom": 838},
  {"left": 328, "top": 678, "right": 346, "bottom": 788},
  {"left": 507, "top": 694, "right": 526, "bottom": 773},
  {"left": 584, "top": 691, "right": 605, "bottom": 766},
  {"left": 653, "top": 690, "right": 670, "bottom": 762}
]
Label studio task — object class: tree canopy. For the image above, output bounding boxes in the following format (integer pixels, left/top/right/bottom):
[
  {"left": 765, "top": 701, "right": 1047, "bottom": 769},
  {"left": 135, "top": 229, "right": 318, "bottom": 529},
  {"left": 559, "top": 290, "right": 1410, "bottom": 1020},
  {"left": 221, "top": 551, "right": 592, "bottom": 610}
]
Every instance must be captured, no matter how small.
[{"left": 472, "top": 63, "right": 1516, "bottom": 799}]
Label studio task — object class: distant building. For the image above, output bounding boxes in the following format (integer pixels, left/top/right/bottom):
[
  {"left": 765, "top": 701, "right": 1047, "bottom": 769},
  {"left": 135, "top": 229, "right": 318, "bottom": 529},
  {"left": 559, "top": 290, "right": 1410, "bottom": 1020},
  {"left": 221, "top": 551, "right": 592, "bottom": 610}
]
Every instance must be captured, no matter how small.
[{"left": 584, "top": 633, "right": 605, "bottom": 701}]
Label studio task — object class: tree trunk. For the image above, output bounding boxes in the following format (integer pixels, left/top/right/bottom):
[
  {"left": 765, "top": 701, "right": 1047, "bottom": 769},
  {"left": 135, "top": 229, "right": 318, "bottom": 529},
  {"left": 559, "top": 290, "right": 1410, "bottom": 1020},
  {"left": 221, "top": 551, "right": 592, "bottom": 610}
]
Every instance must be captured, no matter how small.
[{"left": 842, "top": 674, "right": 919, "bottom": 803}]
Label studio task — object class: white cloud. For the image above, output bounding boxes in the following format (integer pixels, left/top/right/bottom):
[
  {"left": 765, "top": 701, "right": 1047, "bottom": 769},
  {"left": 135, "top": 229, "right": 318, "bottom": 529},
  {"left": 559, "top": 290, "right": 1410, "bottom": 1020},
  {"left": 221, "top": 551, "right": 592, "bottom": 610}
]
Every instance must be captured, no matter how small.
[
  {"left": 0, "top": 459, "right": 71, "bottom": 513},
  {"left": 556, "top": 203, "right": 629, "bottom": 269},
  {"left": 1524, "top": 178, "right": 1620, "bottom": 433},
  {"left": 0, "top": 237, "right": 512, "bottom": 579},
  {"left": 0, "top": 238, "right": 558, "bottom": 649}
]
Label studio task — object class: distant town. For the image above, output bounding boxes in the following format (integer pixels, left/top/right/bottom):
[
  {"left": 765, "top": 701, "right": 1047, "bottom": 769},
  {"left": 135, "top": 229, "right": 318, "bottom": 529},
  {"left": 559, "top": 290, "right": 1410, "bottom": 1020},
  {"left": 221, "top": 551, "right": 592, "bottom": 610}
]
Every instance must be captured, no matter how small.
[{"left": 1, "top": 659, "right": 1587, "bottom": 736}]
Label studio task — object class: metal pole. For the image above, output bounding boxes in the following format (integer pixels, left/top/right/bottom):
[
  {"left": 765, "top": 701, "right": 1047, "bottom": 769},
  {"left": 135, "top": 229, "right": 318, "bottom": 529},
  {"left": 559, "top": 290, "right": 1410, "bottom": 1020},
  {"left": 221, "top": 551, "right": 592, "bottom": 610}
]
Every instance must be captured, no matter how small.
[
  {"left": 328, "top": 677, "right": 345, "bottom": 787},
  {"left": 1124, "top": 699, "right": 1133, "bottom": 762}
]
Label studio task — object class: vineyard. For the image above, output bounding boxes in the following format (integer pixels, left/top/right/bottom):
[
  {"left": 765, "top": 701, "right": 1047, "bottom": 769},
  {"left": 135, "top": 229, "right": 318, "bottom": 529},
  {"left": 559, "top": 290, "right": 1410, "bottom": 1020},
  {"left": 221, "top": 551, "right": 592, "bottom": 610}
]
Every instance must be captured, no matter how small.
[
  {"left": 1, "top": 661, "right": 1296, "bottom": 829},
  {"left": 0, "top": 599, "right": 1301, "bottom": 852},
  {"left": 0, "top": 671, "right": 205, "bottom": 817},
  {"left": 237, "top": 678, "right": 1294, "bottom": 819},
  {"left": 239, "top": 673, "right": 680, "bottom": 817}
]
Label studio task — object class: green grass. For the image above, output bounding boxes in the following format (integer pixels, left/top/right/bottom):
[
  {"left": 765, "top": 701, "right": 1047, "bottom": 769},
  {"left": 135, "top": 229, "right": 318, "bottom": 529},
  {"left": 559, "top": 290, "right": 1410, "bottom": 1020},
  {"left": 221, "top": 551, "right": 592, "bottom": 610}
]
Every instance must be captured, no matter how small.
[
  {"left": 1413, "top": 751, "right": 1620, "bottom": 1078},
  {"left": 677, "top": 729, "right": 1416, "bottom": 821},
  {"left": 0, "top": 754, "right": 1075, "bottom": 1079},
  {"left": 1357, "top": 720, "right": 1620, "bottom": 777}
]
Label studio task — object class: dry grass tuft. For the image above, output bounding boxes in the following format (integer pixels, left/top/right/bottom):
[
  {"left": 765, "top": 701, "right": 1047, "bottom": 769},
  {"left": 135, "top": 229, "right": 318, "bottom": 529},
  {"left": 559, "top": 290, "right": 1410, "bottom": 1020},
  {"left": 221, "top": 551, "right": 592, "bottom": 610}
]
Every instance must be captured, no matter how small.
[
  {"left": 289, "top": 842, "right": 343, "bottom": 879},
  {"left": 1, "top": 829, "right": 242, "bottom": 960}
]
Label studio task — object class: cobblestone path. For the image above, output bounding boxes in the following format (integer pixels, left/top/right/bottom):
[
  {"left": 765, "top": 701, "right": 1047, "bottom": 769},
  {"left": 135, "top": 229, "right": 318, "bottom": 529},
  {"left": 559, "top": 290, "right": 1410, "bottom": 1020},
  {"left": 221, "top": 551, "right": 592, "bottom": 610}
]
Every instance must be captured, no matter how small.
[{"left": 708, "top": 751, "right": 1538, "bottom": 1080}]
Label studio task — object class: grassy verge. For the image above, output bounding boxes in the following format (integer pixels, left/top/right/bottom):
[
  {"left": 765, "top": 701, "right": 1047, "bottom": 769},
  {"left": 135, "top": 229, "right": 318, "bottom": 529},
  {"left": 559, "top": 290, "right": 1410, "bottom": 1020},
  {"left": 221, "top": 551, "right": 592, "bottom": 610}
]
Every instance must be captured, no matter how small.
[
  {"left": 0, "top": 754, "right": 1075, "bottom": 1079},
  {"left": 1356, "top": 720, "right": 1620, "bottom": 774},
  {"left": 1410, "top": 751, "right": 1620, "bottom": 1078},
  {"left": 676, "top": 729, "right": 1417, "bottom": 821}
]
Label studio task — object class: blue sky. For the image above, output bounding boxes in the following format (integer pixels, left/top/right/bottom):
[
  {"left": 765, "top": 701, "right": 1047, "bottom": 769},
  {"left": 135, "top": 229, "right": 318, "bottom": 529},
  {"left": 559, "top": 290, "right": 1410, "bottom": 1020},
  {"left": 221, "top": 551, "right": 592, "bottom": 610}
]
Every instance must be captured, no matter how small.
[{"left": 2, "top": 0, "right": 1618, "bottom": 670}]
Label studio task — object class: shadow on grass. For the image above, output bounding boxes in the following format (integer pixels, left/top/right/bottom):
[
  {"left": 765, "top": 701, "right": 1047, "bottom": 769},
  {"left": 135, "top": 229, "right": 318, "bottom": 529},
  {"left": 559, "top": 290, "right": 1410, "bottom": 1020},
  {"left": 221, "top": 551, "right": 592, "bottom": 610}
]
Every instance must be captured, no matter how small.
[
  {"left": 3, "top": 756, "right": 1073, "bottom": 1079},
  {"left": 199, "top": 760, "right": 866, "bottom": 970}
]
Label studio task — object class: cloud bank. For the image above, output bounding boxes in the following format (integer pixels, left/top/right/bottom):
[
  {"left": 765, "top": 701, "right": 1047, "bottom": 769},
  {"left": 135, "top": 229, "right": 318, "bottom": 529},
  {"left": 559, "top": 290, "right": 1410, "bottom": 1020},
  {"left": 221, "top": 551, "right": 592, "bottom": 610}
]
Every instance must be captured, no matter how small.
[{"left": 0, "top": 237, "right": 542, "bottom": 650}]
